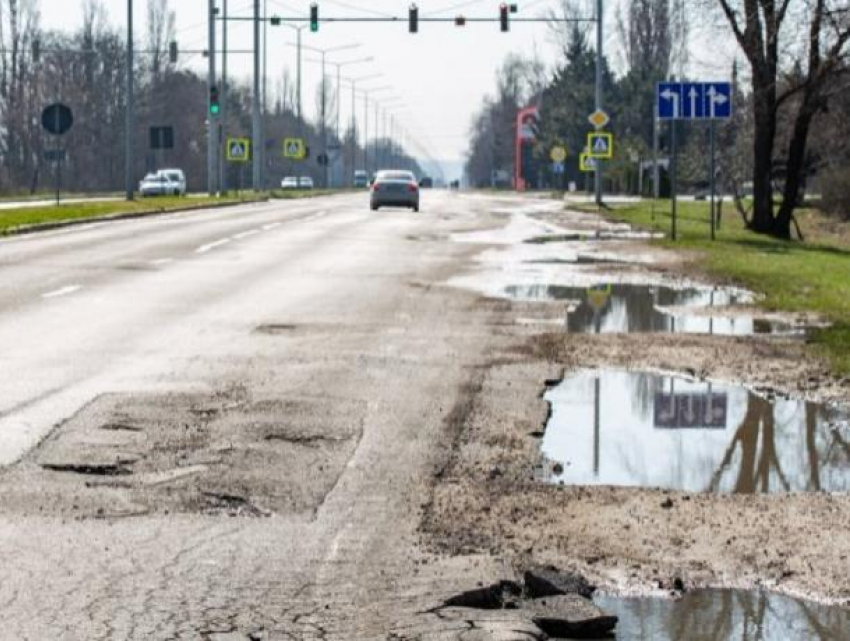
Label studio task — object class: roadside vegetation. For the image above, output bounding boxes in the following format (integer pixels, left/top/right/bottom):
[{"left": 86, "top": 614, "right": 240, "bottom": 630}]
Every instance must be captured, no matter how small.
[
  {"left": 594, "top": 199, "right": 850, "bottom": 375},
  {"left": 0, "top": 190, "right": 335, "bottom": 235}
]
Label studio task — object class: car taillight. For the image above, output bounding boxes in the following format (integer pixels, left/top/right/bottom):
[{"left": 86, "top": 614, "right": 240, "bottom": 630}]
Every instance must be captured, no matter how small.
[
  {"left": 407, "top": 183, "right": 418, "bottom": 192},
  {"left": 372, "top": 183, "right": 380, "bottom": 191}
]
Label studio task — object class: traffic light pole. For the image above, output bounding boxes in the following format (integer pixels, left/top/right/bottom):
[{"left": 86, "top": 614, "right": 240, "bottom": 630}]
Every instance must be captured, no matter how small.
[
  {"left": 594, "top": 0, "right": 603, "bottom": 206},
  {"left": 207, "top": 0, "right": 218, "bottom": 196},
  {"left": 220, "top": 0, "right": 228, "bottom": 194},
  {"left": 125, "top": 0, "right": 134, "bottom": 201},
  {"left": 252, "top": 0, "right": 262, "bottom": 191}
]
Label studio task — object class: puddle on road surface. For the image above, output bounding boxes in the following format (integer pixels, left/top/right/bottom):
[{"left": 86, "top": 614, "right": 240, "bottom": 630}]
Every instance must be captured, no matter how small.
[
  {"left": 595, "top": 589, "right": 850, "bottom": 640},
  {"left": 541, "top": 370, "right": 850, "bottom": 493},
  {"left": 503, "top": 283, "right": 801, "bottom": 336}
]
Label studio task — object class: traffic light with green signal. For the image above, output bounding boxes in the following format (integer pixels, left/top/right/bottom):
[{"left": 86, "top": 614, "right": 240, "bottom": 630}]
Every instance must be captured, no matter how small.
[
  {"left": 209, "top": 85, "right": 221, "bottom": 116},
  {"left": 310, "top": 3, "right": 319, "bottom": 32}
]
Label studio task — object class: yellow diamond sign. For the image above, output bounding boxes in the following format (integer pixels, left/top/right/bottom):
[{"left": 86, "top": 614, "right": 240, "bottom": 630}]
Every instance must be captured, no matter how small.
[{"left": 588, "top": 109, "right": 610, "bottom": 130}]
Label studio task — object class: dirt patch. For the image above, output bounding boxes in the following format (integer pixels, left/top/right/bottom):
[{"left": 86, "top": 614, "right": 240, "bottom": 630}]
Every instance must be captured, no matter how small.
[{"left": 0, "top": 391, "right": 362, "bottom": 518}]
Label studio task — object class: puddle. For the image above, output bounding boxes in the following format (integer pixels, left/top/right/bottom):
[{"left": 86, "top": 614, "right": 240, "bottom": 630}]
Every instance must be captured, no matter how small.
[
  {"left": 541, "top": 370, "right": 850, "bottom": 493},
  {"left": 595, "top": 589, "right": 850, "bottom": 640},
  {"left": 502, "top": 283, "right": 799, "bottom": 336},
  {"left": 525, "top": 230, "right": 662, "bottom": 243}
]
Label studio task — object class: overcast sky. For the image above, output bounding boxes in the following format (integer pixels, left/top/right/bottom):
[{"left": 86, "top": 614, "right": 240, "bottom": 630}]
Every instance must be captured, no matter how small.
[{"left": 36, "top": 0, "right": 733, "bottom": 173}]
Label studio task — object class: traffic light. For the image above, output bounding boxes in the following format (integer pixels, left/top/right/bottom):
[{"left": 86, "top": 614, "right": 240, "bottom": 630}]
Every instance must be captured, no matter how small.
[
  {"left": 499, "top": 3, "right": 509, "bottom": 31},
  {"left": 209, "top": 85, "right": 221, "bottom": 116},
  {"left": 310, "top": 3, "right": 319, "bottom": 32},
  {"left": 169, "top": 41, "right": 178, "bottom": 63},
  {"left": 270, "top": 15, "right": 281, "bottom": 26},
  {"left": 409, "top": 4, "right": 418, "bottom": 33},
  {"left": 454, "top": 15, "right": 466, "bottom": 26}
]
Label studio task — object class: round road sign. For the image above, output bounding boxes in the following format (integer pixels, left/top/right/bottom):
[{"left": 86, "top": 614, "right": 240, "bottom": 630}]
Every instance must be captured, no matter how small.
[
  {"left": 41, "top": 103, "right": 74, "bottom": 136},
  {"left": 550, "top": 145, "right": 567, "bottom": 163}
]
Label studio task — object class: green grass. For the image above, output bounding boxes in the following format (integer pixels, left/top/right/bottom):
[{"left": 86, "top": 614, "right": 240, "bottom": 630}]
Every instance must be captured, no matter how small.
[
  {"left": 0, "top": 195, "right": 270, "bottom": 235},
  {"left": 0, "top": 189, "right": 345, "bottom": 235},
  {"left": 589, "top": 199, "right": 850, "bottom": 375}
]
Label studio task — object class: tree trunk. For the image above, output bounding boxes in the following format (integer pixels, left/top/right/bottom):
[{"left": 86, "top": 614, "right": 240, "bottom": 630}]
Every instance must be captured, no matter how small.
[
  {"left": 775, "top": 104, "right": 816, "bottom": 239},
  {"left": 750, "top": 93, "right": 776, "bottom": 233}
]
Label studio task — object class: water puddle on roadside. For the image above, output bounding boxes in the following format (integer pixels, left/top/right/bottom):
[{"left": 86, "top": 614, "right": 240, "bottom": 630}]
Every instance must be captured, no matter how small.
[
  {"left": 503, "top": 283, "right": 802, "bottom": 336},
  {"left": 541, "top": 370, "right": 850, "bottom": 493},
  {"left": 595, "top": 589, "right": 850, "bottom": 640}
]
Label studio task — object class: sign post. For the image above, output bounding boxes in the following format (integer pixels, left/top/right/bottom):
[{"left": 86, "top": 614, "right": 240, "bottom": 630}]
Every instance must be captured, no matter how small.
[
  {"left": 657, "top": 81, "right": 732, "bottom": 241},
  {"left": 41, "top": 103, "right": 74, "bottom": 205}
]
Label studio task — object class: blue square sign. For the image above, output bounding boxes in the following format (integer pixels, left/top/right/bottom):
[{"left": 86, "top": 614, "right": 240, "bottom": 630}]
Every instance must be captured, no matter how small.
[
  {"left": 704, "top": 82, "right": 732, "bottom": 119},
  {"left": 657, "top": 82, "right": 682, "bottom": 119},
  {"left": 681, "top": 82, "right": 706, "bottom": 119}
]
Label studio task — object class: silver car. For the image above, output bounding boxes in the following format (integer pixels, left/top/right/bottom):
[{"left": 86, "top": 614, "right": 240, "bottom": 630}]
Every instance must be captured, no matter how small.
[{"left": 370, "top": 170, "right": 420, "bottom": 212}]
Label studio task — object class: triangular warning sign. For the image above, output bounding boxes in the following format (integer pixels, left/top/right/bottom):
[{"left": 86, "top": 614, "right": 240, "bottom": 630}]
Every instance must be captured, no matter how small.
[
  {"left": 593, "top": 137, "right": 608, "bottom": 153},
  {"left": 231, "top": 143, "right": 244, "bottom": 157}
]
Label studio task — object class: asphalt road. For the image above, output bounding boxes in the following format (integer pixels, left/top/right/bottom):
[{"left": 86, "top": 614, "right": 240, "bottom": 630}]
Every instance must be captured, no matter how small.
[{"left": 0, "top": 190, "right": 520, "bottom": 638}]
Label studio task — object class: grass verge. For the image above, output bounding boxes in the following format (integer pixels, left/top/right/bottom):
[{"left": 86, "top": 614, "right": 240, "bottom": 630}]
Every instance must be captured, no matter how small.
[
  {"left": 0, "top": 189, "right": 342, "bottom": 236},
  {"left": 585, "top": 199, "right": 850, "bottom": 376}
]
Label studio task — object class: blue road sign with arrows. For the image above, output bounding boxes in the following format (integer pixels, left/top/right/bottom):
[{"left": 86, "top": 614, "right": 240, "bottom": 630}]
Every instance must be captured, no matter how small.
[{"left": 657, "top": 81, "right": 732, "bottom": 120}]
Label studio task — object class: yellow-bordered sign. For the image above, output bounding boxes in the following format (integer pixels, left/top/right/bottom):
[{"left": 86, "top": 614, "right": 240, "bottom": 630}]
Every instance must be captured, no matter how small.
[
  {"left": 550, "top": 145, "right": 567, "bottom": 163},
  {"left": 283, "top": 137, "right": 306, "bottom": 160},
  {"left": 226, "top": 137, "right": 251, "bottom": 162},
  {"left": 587, "top": 132, "right": 613, "bottom": 159},
  {"left": 579, "top": 152, "right": 598, "bottom": 172}
]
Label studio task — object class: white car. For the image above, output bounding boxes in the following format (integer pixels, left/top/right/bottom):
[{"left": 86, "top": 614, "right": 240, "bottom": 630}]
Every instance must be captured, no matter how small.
[
  {"left": 156, "top": 168, "right": 186, "bottom": 196},
  {"left": 139, "top": 173, "right": 178, "bottom": 197},
  {"left": 298, "top": 176, "right": 314, "bottom": 190},
  {"left": 281, "top": 176, "right": 299, "bottom": 189}
]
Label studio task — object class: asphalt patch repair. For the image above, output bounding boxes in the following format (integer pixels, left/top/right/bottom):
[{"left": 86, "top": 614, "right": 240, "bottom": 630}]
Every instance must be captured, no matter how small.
[{"left": 0, "top": 390, "right": 362, "bottom": 519}]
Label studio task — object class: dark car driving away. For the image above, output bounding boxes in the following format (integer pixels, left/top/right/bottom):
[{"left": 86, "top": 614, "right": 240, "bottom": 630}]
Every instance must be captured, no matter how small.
[{"left": 370, "top": 170, "right": 419, "bottom": 212}]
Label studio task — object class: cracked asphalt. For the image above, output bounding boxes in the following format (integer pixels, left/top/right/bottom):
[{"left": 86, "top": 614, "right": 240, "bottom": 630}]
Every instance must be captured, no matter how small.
[{"left": 0, "top": 191, "right": 520, "bottom": 638}]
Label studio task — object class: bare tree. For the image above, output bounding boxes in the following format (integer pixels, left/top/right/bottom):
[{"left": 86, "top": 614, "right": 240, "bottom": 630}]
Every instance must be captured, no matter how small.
[
  {"left": 715, "top": 0, "right": 850, "bottom": 239},
  {"left": 146, "top": 0, "right": 175, "bottom": 80}
]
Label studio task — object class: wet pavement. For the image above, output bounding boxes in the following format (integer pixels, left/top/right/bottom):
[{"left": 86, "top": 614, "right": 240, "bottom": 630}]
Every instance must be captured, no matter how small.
[
  {"left": 502, "top": 283, "right": 800, "bottom": 336},
  {"left": 541, "top": 370, "right": 850, "bottom": 493},
  {"left": 595, "top": 589, "right": 850, "bottom": 640}
]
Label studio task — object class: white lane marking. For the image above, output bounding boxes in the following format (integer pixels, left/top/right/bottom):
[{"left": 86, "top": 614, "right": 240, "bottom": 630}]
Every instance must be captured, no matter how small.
[
  {"left": 303, "top": 210, "right": 327, "bottom": 222},
  {"left": 233, "top": 229, "right": 260, "bottom": 240},
  {"left": 42, "top": 285, "right": 82, "bottom": 299},
  {"left": 262, "top": 222, "right": 281, "bottom": 230},
  {"left": 149, "top": 258, "right": 174, "bottom": 266},
  {"left": 196, "top": 238, "right": 232, "bottom": 254}
]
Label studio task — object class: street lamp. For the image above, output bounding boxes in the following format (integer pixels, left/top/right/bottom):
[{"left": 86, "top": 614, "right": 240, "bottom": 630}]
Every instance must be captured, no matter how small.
[
  {"left": 285, "top": 41, "right": 361, "bottom": 187},
  {"left": 362, "top": 85, "right": 392, "bottom": 174}
]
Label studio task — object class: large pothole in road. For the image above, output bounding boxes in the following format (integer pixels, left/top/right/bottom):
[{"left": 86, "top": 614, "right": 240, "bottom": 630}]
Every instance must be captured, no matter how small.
[
  {"left": 3, "top": 392, "right": 363, "bottom": 519},
  {"left": 502, "top": 283, "right": 811, "bottom": 336},
  {"left": 539, "top": 370, "right": 850, "bottom": 493},
  {"left": 596, "top": 588, "right": 850, "bottom": 640}
]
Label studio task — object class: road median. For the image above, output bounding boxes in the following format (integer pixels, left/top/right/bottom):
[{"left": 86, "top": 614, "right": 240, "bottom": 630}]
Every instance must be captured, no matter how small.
[{"left": 0, "top": 189, "right": 339, "bottom": 237}]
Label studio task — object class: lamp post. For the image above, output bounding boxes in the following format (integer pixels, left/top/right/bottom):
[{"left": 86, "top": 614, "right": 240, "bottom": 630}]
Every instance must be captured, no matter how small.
[
  {"left": 361, "top": 85, "right": 392, "bottom": 175},
  {"left": 126, "top": 0, "right": 134, "bottom": 200}
]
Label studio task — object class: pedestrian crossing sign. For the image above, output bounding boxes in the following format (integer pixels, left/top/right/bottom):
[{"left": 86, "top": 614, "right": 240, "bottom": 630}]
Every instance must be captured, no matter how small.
[
  {"left": 579, "top": 152, "right": 597, "bottom": 172},
  {"left": 587, "top": 132, "right": 613, "bottom": 159},
  {"left": 226, "top": 137, "right": 251, "bottom": 162},
  {"left": 283, "top": 137, "right": 306, "bottom": 160}
]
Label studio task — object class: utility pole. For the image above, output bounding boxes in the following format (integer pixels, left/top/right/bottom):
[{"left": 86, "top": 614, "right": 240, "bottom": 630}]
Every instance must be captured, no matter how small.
[
  {"left": 261, "top": 0, "right": 268, "bottom": 189},
  {"left": 207, "top": 0, "right": 217, "bottom": 195},
  {"left": 125, "top": 0, "right": 134, "bottom": 200},
  {"left": 220, "top": 0, "right": 228, "bottom": 194},
  {"left": 252, "top": 0, "right": 261, "bottom": 190},
  {"left": 321, "top": 52, "right": 328, "bottom": 188},
  {"left": 594, "top": 0, "right": 603, "bottom": 206},
  {"left": 363, "top": 90, "right": 369, "bottom": 173},
  {"left": 652, "top": 115, "right": 659, "bottom": 199}
]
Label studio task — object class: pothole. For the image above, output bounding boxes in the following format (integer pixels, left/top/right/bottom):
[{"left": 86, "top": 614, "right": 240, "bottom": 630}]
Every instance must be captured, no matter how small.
[
  {"left": 503, "top": 283, "right": 808, "bottom": 336},
  {"left": 595, "top": 589, "right": 850, "bottom": 640},
  {"left": 524, "top": 230, "right": 661, "bottom": 244},
  {"left": 539, "top": 370, "right": 850, "bottom": 493},
  {"left": 254, "top": 324, "right": 298, "bottom": 335}
]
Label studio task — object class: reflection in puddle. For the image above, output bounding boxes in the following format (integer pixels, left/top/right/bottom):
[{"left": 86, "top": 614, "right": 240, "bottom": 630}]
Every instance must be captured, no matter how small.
[
  {"left": 542, "top": 371, "right": 850, "bottom": 493},
  {"left": 504, "top": 283, "right": 789, "bottom": 336},
  {"left": 596, "top": 589, "right": 850, "bottom": 641}
]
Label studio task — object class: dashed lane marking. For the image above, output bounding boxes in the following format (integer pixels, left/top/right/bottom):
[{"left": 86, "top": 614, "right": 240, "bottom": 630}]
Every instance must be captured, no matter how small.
[{"left": 42, "top": 285, "right": 82, "bottom": 299}]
